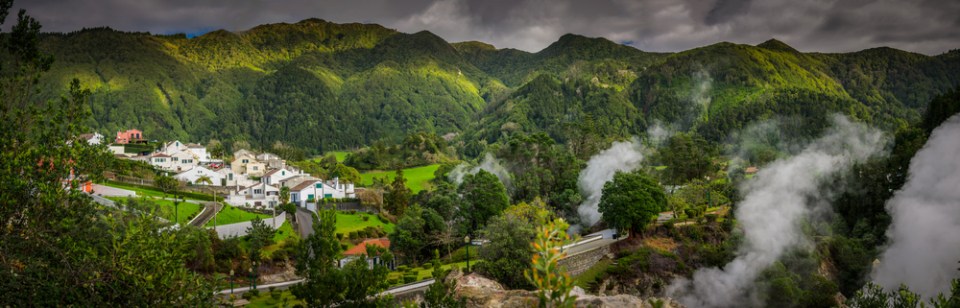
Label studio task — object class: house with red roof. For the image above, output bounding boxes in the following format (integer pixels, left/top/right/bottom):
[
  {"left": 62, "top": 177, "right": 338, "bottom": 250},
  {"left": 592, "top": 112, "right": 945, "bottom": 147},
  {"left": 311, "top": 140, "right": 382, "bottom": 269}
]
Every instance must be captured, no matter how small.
[{"left": 339, "top": 238, "right": 393, "bottom": 269}]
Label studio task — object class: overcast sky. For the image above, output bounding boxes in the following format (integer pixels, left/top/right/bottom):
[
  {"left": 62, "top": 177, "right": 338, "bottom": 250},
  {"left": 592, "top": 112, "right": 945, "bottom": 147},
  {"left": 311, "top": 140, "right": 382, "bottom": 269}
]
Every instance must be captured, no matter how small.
[{"left": 11, "top": 0, "right": 960, "bottom": 55}]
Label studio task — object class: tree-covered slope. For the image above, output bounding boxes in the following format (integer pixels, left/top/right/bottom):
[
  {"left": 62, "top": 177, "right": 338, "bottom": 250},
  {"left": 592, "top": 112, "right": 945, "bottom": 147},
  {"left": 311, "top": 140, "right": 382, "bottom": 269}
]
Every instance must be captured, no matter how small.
[{"left": 33, "top": 21, "right": 960, "bottom": 153}]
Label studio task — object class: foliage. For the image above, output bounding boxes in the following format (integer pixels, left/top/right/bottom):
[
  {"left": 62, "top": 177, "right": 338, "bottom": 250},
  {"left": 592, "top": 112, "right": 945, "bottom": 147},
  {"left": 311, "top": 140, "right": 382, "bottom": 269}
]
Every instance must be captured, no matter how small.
[
  {"left": 475, "top": 214, "right": 536, "bottom": 289},
  {"left": 389, "top": 205, "right": 447, "bottom": 265},
  {"left": 457, "top": 169, "right": 510, "bottom": 233},
  {"left": 293, "top": 209, "right": 390, "bottom": 307},
  {"left": 0, "top": 3, "right": 212, "bottom": 305},
  {"left": 598, "top": 170, "right": 667, "bottom": 236},
  {"left": 385, "top": 169, "right": 412, "bottom": 215},
  {"left": 246, "top": 217, "right": 276, "bottom": 264},
  {"left": 423, "top": 250, "right": 465, "bottom": 308},
  {"left": 360, "top": 163, "right": 441, "bottom": 193},
  {"left": 847, "top": 280, "right": 960, "bottom": 308},
  {"left": 526, "top": 219, "right": 577, "bottom": 308},
  {"left": 656, "top": 133, "right": 716, "bottom": 185}
]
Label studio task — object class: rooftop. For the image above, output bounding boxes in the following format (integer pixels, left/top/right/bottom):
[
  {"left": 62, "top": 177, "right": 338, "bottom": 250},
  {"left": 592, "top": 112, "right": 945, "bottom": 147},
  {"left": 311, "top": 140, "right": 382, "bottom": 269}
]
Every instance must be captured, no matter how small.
[{"left": 343, "top": 238, "right": 390, "bottom": 256}]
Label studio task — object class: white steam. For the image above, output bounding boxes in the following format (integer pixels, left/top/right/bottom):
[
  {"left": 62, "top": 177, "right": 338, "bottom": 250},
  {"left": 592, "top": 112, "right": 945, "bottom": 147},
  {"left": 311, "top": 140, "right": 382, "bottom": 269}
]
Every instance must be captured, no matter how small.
[
  {"left": 692, "top": 69, "right": 713, "bottom": 113},
  {"left": 646, "top": 120, "right": 674, "bottom": 146},
  {"left": 576, "top": 139, "right": 646, "bottom": 227},
  {"left": 872, "top": 114, "right": 960, "bottom": 298},
  {"left": 448, "top": 153, "right": 512, "bottom": 187},
  {"left": 668, "top": 116, "right": 886, "bottom": 307}
]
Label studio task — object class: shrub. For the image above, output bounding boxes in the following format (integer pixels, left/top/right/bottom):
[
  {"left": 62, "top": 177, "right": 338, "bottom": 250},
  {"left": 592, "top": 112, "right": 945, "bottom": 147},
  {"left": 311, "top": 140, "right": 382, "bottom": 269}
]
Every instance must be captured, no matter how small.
[
  {"left": 336, "top": 233, "right": 344, "bottom": 241},
  {"left": 396, "top": 265, "right": 409, "bottom": 272},
  {"left": 388, "top": 278, "right": 399, "bottom": 285},
  {"left": 340, "top": 243, "right": 349, "bottom": 251},
  {"left": 361, "top": 215, "right": 370, "bottom": 222},
  {"left": 241, "top": 292, "right": 255, "bottom": 300},
  {"left": 403, "top": 274, "right": 417, "bottom": 283}
]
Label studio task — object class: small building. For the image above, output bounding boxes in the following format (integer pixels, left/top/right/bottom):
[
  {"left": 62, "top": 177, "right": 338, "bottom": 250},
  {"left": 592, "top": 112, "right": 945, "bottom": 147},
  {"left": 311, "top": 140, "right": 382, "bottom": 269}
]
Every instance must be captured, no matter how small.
[
  {"left": 288, "top": 178, "right": 355, "bottom": 208},
  {"left": 79, "top": 132, "right": 104, "bottom": 145},
  {"left": 225, "top": 182, "right": 280, "bottom": 208},
  {"left": 745, "top": 166, "right": 759, "bottom": 175},
  {"left": 174, "top": 166, "right": 225, "bottom": 186},
  {"left": 115, "top": 129, "right": 143, "bottom": 144},
  {"left": 339, "top": 238, "right": 393, "bottom": 269},
  {"left": 231, "top": 149, "right": 260, "bottom": 176},
  {"left": 262, "top": 166, "right": 301, "bottom": 186}
]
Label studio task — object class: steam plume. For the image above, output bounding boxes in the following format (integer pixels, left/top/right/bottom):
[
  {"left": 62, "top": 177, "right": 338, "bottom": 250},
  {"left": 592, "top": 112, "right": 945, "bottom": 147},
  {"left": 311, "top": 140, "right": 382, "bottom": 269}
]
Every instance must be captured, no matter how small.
[
  {"left": 668, "top": 116, "right": 886, "bottom": 307},
  {"left": 872, "top": 114, "right": 960, "bottom": 298},
  {"left": 448, "top": 153, "right": 511, "bottom": 187},
  {"left": 577, "top": 139, "right": 646, "bottom": 227}
]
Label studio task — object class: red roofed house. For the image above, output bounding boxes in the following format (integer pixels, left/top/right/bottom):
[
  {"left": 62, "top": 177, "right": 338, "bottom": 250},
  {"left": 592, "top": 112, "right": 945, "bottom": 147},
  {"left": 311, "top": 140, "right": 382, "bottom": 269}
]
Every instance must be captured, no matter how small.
[
  {"left": 115, "top": 129, "right": 144, "bottom": 144},
  {"left": 340, "top": 238, "right": 393, "bottom": 269}
]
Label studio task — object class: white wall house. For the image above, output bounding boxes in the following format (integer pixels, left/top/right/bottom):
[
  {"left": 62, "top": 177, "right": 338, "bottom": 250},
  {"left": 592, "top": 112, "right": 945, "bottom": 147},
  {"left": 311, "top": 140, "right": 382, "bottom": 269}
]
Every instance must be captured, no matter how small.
[
  {"left": 288, "top": 177, "right": 356, "bottom": 208},
  {"left": 148, "top": 153, "right": 175, "bottom": 171},
  {"left": 174, "top": 166, "right": 225, "bottom": 186},
  {"left": 225, "top": 182, "right": 280, "bottom": 208},
  {"left": 218, "top": 167, "right": 255, "bottom": 187},
  {"left": 186, "top": 143, "right": 211, "bottom": 162},
  {"left": 231, "top": 150, "right": 261, "bottom": 176},
  {"left": 262, "top": 167, "right": 301, "bottom": 186},
  {"left": 80, "top": 132, "right": 104, "bottom": 145}
]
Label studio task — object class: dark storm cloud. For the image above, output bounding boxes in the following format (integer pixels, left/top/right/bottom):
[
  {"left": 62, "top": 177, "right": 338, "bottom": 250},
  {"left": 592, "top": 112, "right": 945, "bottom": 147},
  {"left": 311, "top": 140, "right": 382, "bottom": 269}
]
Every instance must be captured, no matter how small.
[{"left": 10, "top": 0, "right": 960, "bottom": 54}]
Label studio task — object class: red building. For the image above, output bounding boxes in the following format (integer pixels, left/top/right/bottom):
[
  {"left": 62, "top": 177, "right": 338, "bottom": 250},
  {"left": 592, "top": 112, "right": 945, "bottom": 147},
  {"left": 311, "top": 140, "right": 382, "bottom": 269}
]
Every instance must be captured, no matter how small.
[{"left": 115, "top": 129, "right": 143, "bottom": 144}]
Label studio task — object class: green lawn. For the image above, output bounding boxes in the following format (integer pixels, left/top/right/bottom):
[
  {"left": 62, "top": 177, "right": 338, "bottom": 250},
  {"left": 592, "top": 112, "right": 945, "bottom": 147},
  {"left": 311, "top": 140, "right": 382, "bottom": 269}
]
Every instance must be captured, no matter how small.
[
  {"left": 388, "top": 261, "right": 468, "bottom": 282},
  {"left": 330, "top": 151, "right": 350, "bottom": 162},
  {"left": 335, "top": 212, "right": 395, "bottom": 235},
  {"left": 102, "top": 181, "right": 167, "bottom": 198},
  {"left": 573, "top": 258, "right": 613, "bottom": 289},
  {"left": 359, "top": 164, "right": 440, "bottom": 193},
  {"left": 108, "top": 196, "right": 201, "bottom": 225},
  {"left": 272, "top": 221, "right": 298, "bottom": 243},
  {"left": 207, "top": 204, "right": 271, "bottom": 227}
]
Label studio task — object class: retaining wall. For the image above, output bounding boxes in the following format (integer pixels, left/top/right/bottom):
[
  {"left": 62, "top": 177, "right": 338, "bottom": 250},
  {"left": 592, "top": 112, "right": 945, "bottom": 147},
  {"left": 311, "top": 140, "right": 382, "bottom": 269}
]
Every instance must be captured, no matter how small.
[{"left": 558, "top": 244, "right": 610, "bottom": 277}]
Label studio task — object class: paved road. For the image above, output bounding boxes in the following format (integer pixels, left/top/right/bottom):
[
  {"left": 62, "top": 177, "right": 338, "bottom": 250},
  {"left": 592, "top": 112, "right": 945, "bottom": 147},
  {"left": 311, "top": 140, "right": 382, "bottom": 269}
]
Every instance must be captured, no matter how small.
[
  {"left": 215, "top": 278, "right": 436, "bottom": 298},
  {"left": 188, "top": 202, "right": 223, "bottom": 227},
  {"left": 295, "top": 207, "right": 316, "bottom": 239}
]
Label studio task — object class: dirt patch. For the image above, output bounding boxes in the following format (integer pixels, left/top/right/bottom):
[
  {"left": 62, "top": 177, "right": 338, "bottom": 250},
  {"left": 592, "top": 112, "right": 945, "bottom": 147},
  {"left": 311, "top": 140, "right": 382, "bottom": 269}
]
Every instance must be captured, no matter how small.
[{"left": 643, "top": 237, "right": 678, "bottom": 252}]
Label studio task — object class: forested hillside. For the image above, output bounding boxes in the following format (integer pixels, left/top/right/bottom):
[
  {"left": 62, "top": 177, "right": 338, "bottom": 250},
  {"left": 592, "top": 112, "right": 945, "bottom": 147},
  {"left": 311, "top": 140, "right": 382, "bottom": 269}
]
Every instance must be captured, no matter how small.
[{"left": 34, "top": 19, "right": 960, "bottom": 153}]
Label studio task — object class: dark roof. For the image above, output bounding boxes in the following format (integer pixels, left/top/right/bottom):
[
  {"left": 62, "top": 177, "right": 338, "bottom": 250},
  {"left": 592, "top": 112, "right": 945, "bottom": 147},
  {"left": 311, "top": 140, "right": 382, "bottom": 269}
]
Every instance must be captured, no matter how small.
[{"left": 290, "top": 180, "right": 318, "bottom": 191}]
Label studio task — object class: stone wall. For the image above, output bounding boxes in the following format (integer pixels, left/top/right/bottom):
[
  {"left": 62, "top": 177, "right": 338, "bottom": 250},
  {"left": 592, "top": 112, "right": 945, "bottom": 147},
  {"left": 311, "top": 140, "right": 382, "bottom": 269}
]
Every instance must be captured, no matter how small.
[{"left": 558, "top": 244, "right": 610, "bottom": 277}]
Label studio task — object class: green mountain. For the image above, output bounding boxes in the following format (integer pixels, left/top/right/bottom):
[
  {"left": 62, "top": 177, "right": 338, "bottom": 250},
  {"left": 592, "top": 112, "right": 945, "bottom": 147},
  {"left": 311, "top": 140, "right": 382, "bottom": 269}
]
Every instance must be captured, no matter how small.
[{"left": 35, "top": 21, "right": 960, "bottom": 152}]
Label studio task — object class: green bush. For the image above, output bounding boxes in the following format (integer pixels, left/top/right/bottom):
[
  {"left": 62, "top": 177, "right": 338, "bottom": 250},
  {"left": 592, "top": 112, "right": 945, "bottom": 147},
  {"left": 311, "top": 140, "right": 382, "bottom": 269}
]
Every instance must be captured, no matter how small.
[
  {"left": 336, "top": 233, "right": 344, "bottom": 241},
  {"left": 396, "top": 265, "right": 409, "bottom": 272},
  {"left": 361, "top": 215, "right": 370, "bottom": 222},
  {"left": 403, "top": 274, "right": 417, "bottom": 284},
  {"left": 387, "top": 278, "right": 399, "bottom": 285}
]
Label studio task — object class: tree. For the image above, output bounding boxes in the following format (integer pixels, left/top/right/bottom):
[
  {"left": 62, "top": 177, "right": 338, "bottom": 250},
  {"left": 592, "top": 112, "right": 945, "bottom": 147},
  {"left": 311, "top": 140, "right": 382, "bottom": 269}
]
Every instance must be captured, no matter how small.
[
  {"left": 207, "top": 139, "right": 225, "bottom": 159},
  {"left": 293, "top": 209, "right": 390, "bottom": 307},
  {"left": 598, "top": 170, "right": 667, "bottom": 237},
  {"left": 247, "top": 217, "right": 275, "bottom": 264},
  {"left": 390, "top": 205, "right": 426, "bottom": 264},
  {"left": 292, "top": 210, "right": 344, "bottom": 307},
  {"left": 0, "top": 2, "right": 210, "bottom": 304},
  {"left": 526, "top": 219, "right": 577, "bottom": 308},
  {"left": 475, "top": 214, "right": 536, "bottom": 289},
  {"left": 279, "top": 186, "right": 290, "bottom": 206},
  {"left": 659, "top": 133, "right": 714, "bottom": 185},
  {"left": 155, "top": 174, "right": 179, "bottom": 196},
  {"left": 458, "top": 169, "right": 509, "bottom": 234},
  {"left": 385, "top": 169, "right": 411, "bottom": 215},
  {"left": 425, "top": 250, "right": 465, "bottom": 308}
]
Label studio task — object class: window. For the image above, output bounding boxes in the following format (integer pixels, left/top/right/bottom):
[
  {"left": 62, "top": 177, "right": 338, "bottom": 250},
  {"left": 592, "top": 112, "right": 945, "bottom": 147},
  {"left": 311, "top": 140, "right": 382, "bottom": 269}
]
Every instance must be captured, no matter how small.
[
  {"left": 252, "top": 166, "right": 258, "bottom": 171},
  {"left": 315, "top": 183, "right": 322, "bottom": 189},
  {"left": 183, "top": 159, "right": 192, "bottom": 164},
  {"left": 307, "top": 194, "right": 315, "bottom": 201},
  {"left": 281, "top": 171, "right": 285, "bottom": 176},
  {"left": 228, "top": 173, "right": 233, "bottom": 180},
  {"left": 172, "top": 157, "right": 179, "bottom": 162},
  {"left": 254, "top": 189, "right": 263, "bottom": 194},
  {"left": 242, "top": 159, "right": 249, "bottom": 163}
]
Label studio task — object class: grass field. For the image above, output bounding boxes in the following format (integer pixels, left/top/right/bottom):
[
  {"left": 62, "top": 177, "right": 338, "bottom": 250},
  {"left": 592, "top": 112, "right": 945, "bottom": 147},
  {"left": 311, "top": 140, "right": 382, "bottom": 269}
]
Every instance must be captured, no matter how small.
[
  {"left": 359, "top": 164, "right": 440, "bottom": 193},
  {"left": 207, "top": 204, "right": 271, "bottom": 227},
  {"left": 108, "top": 196, "right": 202, "bottom": 225},
  {"left": 272, "top": 221, "right": 297, "bottom": 243},
  {"left": 574, "top": 258, "right": 613, "bottom": 289},
  {"left": 388, "top": 261, "right": 468, "bottom": 282},
  {"left": 335, "top": 212, "right": 395, "bottom": 235}
]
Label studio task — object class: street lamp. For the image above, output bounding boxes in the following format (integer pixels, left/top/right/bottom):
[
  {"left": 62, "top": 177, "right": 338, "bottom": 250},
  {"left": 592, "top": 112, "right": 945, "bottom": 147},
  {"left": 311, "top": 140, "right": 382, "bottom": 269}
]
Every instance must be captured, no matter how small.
[
  {"left": 229, "top": 269, "right": 234, "bottom": 294},
  {"left": 464, "top": 235, "right": 471, "bottom": 273},
  {"left": 249, "top": 266, "right": 255, "bottom": 291}
]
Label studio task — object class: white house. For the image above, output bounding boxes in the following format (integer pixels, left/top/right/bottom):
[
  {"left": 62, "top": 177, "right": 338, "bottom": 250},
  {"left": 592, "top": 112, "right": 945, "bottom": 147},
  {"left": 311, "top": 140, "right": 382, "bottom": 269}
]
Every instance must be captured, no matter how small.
[
  {"left": 288, "top": 177, "right": 356, "bottom": 207},
  {"left": 80, "top": 132, "right": 104, "bottom": 145},
  {"left": 262, "top": 166, "right": 301, "bottom": 186},
  {"left": 174, "top": 166, "right": 225, "bottom": 186},
  {"left": 231, "top": 149, "right": 266, "bottom": 176},
  {"left": 218, "top": 167, "right": 255, "bottom": 187},
  {"left": 257, "top": 153, "right": 285, "bottom": 169},
  {"left": 186, "top": 143, "right": 211, "bottom": 162},
  {"left": 225, "top": 182, "right": 280, "bottom": 208},
  {"left": 148, "top": 153, "right": 175, "bottom": 170}
]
